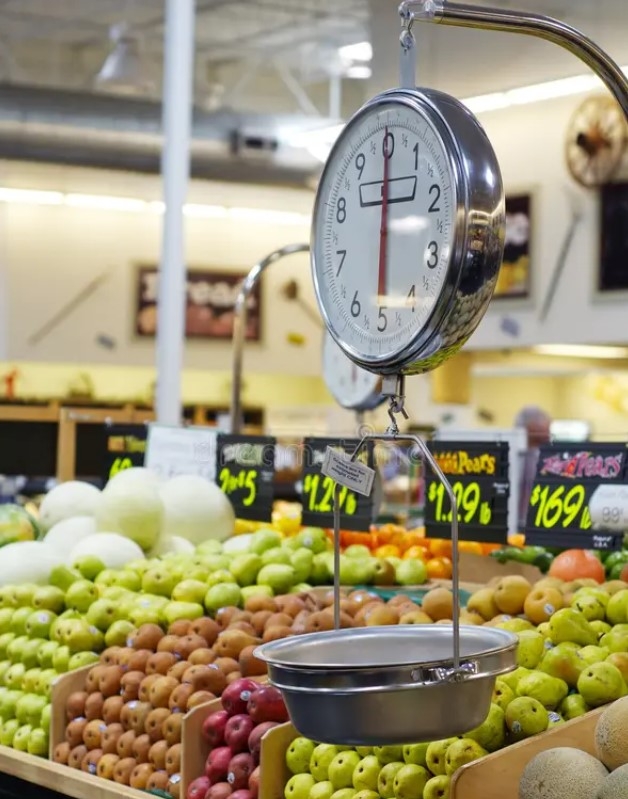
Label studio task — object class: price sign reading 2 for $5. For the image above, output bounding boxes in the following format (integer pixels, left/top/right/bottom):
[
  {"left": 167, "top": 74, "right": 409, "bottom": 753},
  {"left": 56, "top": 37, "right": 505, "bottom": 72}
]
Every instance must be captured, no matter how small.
[
  {"left": 216, "top": 435, "right": 275, "bottom": 522},
  {"left": 525, "top": 443, "right": 628, "bottom": 551}
]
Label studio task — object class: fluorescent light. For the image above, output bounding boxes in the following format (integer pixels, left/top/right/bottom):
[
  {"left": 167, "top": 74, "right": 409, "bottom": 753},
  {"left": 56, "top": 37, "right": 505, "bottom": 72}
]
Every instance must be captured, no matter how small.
[
  {"left": 338, "top": 41, "right": 372, "bottom": 62},
  {"left": 533, "top": 344, "right": 628, "bottom": 359},
  {"left": 65, "top": 193, "right": 148, "bottom": 212},
  {"left": 183, "top": 203, "right": 228, "bottom": 219},
  {"left": 0, "top": 187, "right": 64, "bottom": 205},
  {"left": 346, "top": 65, "right": 372, "bottom": 80},
  {"left": 228, "top": 207, "right": 310, "bottom": 225}
]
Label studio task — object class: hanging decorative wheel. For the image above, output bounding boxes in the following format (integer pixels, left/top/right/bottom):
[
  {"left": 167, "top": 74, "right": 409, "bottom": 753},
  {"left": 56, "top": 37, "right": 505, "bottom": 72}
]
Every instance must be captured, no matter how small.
[{"left": 565, "top": 95, "right": 627, "bottom": 187}]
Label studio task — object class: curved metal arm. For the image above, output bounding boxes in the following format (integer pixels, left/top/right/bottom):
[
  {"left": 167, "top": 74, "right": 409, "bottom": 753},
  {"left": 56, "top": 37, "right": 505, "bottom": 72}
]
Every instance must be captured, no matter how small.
[
  {"left": 399, "top": 0, "right": 628, "bottom": 118},
  {"left": 231, "top": 243, "right": 310, "bottom": 434}
]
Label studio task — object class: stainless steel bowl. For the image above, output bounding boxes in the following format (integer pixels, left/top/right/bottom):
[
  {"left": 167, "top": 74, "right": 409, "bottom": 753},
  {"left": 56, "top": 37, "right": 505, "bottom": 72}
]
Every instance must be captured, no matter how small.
[{"left": 255, "top": 625, "right": 517, "bottom": 745}]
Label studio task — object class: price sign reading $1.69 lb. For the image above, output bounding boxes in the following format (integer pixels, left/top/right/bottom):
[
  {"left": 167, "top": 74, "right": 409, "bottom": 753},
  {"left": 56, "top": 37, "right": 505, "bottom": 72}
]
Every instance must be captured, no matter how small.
[
  {"left": 103, "top": 424, "right": 147, "bottom": 484},
  {"left": 525, "top": 443, "right": 628, "bottom": 551},
  {"left": 424, "top": 441, "right": 510, "bottom": 543},
  {"left": 300, "top": 438, "right": 377, "bottom": 531},
  {"left": 216, "top": 435, "right": 276, "bottom": 522}
]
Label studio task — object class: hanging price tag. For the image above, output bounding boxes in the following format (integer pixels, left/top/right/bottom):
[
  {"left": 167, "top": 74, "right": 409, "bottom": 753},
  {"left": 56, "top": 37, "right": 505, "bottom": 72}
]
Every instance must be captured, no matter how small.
[
  {"left": 216, "top": 435, "right": 275, "bottom": 521},
  {"left": 103, "top": 424, "right": 147, "bottom": 483},
  {"left": 424, "top": 441, "right": 510, "bottom": 543},
  {"left": 300, "top": 438, "right": 377, "bottom": 531},
  {"left": 524, "top": 443, "right": 626, "bottom": 551},
  {"left": 145, "top": 424, "right": 217, "bottom": 482}
]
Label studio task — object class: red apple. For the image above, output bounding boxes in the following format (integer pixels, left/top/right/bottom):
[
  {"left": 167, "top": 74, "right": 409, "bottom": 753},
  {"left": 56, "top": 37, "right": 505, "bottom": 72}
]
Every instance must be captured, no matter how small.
[
  {"left": 205, "top": 783, "right": 232, "bottom": 799},
  {"left": 247, "top": 722, "right": 279, "bottom": 763},
  {"left": 247, "top": 685, "right": 288, "bottom": 724},
  {"left": 227, "top": 753, "right": 255, "bottom": 792},
  {"left": 187, "top": 776, "right": 210, "bottom": 799},
  {"left": 202, "top": 710, "right": 229, "bottom": 747},
  {"left": 221, "top": 678, "right": 259, "bottom": 717},
  {"left": 224, "top": 714, "right": 255, "bottom": 754},
  {"left": 205, "top": 746, "right": 233, "bottom": 783},
  {"left": 230, "top": 791, "right": 252, "bottom": 799},
  {"left": 248, "top": 766, "right": 260, "bottom": 799}
]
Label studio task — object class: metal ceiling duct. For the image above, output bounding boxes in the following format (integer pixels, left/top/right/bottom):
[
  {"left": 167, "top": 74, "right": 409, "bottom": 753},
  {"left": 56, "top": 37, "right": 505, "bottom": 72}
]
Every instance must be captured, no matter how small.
[{"left": 0, "top": 83, "right": 324, "bottom": 187}]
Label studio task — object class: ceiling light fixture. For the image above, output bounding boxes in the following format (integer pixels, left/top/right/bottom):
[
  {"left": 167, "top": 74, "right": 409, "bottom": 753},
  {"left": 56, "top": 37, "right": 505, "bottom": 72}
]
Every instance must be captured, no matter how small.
[
  {"left": 338, "top": 41, "right": 373, "bottom": 63},
  {"left": 346, "top": 65, "right": 373, "bottom": 80},
  {"left": 94, "top": 23, "right": 152, "bottom": 95},
  {"left": 533, "top": 344, "right": 628, "bottom": 359}
]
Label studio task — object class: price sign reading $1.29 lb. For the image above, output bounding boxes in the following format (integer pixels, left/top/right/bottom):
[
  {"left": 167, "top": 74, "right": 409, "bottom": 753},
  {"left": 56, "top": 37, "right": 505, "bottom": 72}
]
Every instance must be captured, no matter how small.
[
  {"left": 525, "top": 443, "right": 627, "bottom": 551},
  {"left": 216, "top": 435, "right": 275, "bottom": 522},
  {"left": 300, "top": 438, "right": 377, "bottom": 532},
  {"left": 424, "top": 441, "right": 510, "bottom": 543},
  {"left": 103, "top": 424, "right": 147, "bottom": 484}
]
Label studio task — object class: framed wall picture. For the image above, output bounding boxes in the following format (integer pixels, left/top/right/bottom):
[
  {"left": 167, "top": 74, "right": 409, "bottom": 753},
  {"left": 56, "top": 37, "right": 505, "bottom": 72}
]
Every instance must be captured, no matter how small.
[
  {"left": 135, "top": 265, "right": 262, "bottom": 341},
  {"left": 598, "top": 181, "right": 628, "bottom": 293},
  {"left": 494, "top": 194, "right": 532, "bottom": 299}
]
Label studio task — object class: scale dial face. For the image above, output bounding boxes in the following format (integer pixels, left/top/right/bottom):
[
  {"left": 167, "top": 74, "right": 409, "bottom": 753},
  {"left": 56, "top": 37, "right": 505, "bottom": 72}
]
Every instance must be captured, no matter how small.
[
  {"left": 311, "top": 88, "right": 505, "bottom": 375},
  {"left": 322, "top": 330, "right": 383, "bottom": 411}
]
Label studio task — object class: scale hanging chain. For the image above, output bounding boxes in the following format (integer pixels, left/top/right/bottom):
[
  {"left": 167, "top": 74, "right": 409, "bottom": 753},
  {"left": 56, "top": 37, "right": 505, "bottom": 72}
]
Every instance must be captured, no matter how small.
[{"left": 398, "top": 2, "right": 418, "bottom": 89}]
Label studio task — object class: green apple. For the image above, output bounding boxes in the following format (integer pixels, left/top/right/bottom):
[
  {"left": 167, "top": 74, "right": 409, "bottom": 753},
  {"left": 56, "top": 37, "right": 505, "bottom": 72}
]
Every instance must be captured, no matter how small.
[
  {"left": 26, "top": 726, "right": 48, "bottom": 757},
  {"left": 32, "top": 586, "right": 65, "bottom": 615},
  {"left": 402, "top": 743, "right": 429, "bottom": 767},
  {"left": 0, "top": 608, "right": 14, "bottom": 634},
  {"left": 114, "top": 568, "right": 144, "bottom": 591},
  {"left": 128, "top": 606, "right": 161, "bottom": 627},
  {"left": 11, "top": 606, "right": 35, "bottom": 636},
  {"left": 352, "top": 755, "right": 380, "bottom": 791},
  {"left": 338, "top": 556, "right": 375, "bottom": 586},
  {"left": 0, "top": 718, "right": 19, "bottom": 746},
  {"left": 505, "top": 696, "right": 550, "bottom": 740},
  {"left": 249, "top": 529, "right": 283, "bottom": 554},
  {"left": 0, "top": 633, "right": 16, "bottom": 660},
  {"left": 393, "top": 763, "right": 430, "bottom": 799},
  {"left": 0, "top": 587, "right": 18, "bottom": 608},
  {"left": 5, "top": 662, "right": 25, "bottom": 689},
  {"left": 310, "top": 744, "right": 340, "bottom": 782},
  {"left": 286, "top": 736, "right": 316, "bottom": 775},
  {"left": 261, "top": 547, "right": 292, "bottom": 567},
  {"left": 577, "top": 661, "right": 626, "bottom": 707},
  {"left": 50, "top": 610, "right": 80, "bottom": 643},
  {"left": 197, "top": 554, "right": 230, "bottom": 572},
  {"left": 62, "top": 619, "right": 103, "bottom": 654},
  {"left": 162, "top": 601, "right": 204, "bottom": 626},
  {"left": 48, "top": 566, "right": 82, "bottom": 591},
  {"left": 296, "top": 527, "right": 329, "bottom": 554},
  {"left": 99, "top": 585, "right": 131, "bottom": 602},
  {"left": 69, "top": 652, "right": 99, "bottom": 671},
  {"left": 241, "top": 585, "right": 274, "bottom": 603},
  {"left": 40, "top": 704, "right": 51, "bottom": 734},
  {"left": 84, "top": 599, "right": 117, "bottom": 631},
  {"left": 12, "top": 584, "right": 38, "bottom": 607},
  {"left": 206, "top": 569, "right": 237, "bottom": 588},
  {"left": 104, "top": 619, "right": 136, "bottom": 648},
  {"left": 309, "top": 781, "right": 335, "bottom": 799},
  {"left": 257, "top": 564, "right": 296, "bottom": 594},
  {"left": 374, "top": 746, "right": 404, "bottom": 765},
  {"left": 285, "top": 774, "right": 316, "bottom": 799},
  {"left": 395, "top": 559, "right": 428, "bottom": 586},
  {"left": 64, "top": 580, "right": 98, "bottom": 613},
  {"left": 378, "top": 762, "right": 404, "bottom": 799},
  {"left": 426, "top": 739, "right": 458, "bottom": 776},
  {"left": 204, "top": 584, "right": 242, "bottom": 614},
  {"left": 423, "top": 775, "right": 451, "bottom": 799},
  {"left": 229, "top": 554, "right": 263, "bottom": 587},
  {"left": 7, "top": 635, "right": 29, "bottom": 664},
  {"left": 344, "top": 544, "right": 372, "bottom": 559},
  {"left": 36, "top": 669, "right": 59, "bottom": 698},
  {"left": 16, "top": 693, "right": 46, "bottom": 726},
  {"left": 310, "top": 552, "right": 333, "bottom": 585},
  {"left": 195, "top": 539, "right": 224, "bottom": 556},
  {"left": 12, "top": 723, "right": 32, "bottom": 752},
  {"left": 25, "top": 610, "right": 57, "bottom": 639},
  {"left": 444, "top": 738, "right": 487, "bottom": 775},
  {"left": 52, "top": 645, "right": 70, "bottom": 673},
  {"left": 0, "top": 659, "right": 11, "bottom": 685},
  {"left": 290, "top": 583, "right": 313, "bottom": 594},
  {"left": 328, "top": 751, "right": 361, "bottom": 790},
  {"left": 0, "top": 689, "right": 23, "bottom": 720},
  {"left": 172, "top": 579, "right": 208, "bottom": 604},
  {"left": 290, "top": 549, "right": 314, "bottom": 583},
  {"left": 22, "top": 667, "right": 42, "bottom": 693},
  {"left": 73, "top": 555, "right": 106, "bottom": 581},
  {"left": 330, "top": 790, "right": 355, "bottom": 799}
]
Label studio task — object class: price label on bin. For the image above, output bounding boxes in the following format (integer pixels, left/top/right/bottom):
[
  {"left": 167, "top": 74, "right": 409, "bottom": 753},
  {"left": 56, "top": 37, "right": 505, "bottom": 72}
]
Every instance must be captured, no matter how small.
[
  {"left": 525, "top": 443, "right": 627, "bottom": 550},
  {"left": 216, "top": 435, "right": 275, "bottom": 522},
  {"left": 103, "top": 424, "right": 147, "bottom": 483},
  {"left": 424, "top": 441, "right": 510, "bottom": 543},
  {"left": 300, "top": 438, "right": 376, "bottom": 531}
]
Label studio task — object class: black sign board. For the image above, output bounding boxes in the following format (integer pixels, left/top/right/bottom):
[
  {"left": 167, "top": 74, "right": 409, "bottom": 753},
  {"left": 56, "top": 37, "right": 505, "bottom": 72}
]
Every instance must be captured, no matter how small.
[
  {"left": 424, "top": 441, "right": 510, "bottom": 543},
  {"left": 524, "top": 443, "right": 626, "bottom": 551},
  {"left": 300, "top": 437, "right": 376, "bottom": 532},
  {"left": 216, "top": 435, "right": 275, "bottom": 522},
  {"left": 103, "top": 424, "right": 147, "bottom": 483}
]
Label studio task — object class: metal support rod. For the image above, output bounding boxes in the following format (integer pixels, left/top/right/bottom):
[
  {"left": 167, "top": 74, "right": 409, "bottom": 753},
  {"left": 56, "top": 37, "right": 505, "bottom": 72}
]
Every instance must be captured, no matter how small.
[
  {"left": 398, "top": 0, "right": 628, "bottom": 117},
  {"left": 230, "top": 243, "right": 309, "bottom": 434},
  {"left": 155, "top": 0, "right": 196, "bottom": 425}
]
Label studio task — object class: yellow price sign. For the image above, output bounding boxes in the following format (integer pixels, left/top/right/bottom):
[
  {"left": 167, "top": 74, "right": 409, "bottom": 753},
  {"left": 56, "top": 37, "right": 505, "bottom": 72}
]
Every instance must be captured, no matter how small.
[
  {"left": 219, "top": 467, "right": 257, "bottom": 507},
  {"left": 529, "top": 483, "right": 592, "bottom": 530},
  {"left": 109, "top": 456, "right": 133, "bottom": 480},
  {"left": 302, "top": 473, "right": 357, "bottom": 516},
  {"left": 428, "top": 479, "right": 492, "bottom": 525}
]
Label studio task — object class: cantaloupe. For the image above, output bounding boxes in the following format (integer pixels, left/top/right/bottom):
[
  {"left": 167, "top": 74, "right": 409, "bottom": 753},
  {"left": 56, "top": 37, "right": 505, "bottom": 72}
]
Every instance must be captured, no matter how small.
[
  {"left": 597, "top": 763, "right": 628, "bottom": 799},
  {"left": 519, "top": 747, "right": 608, "bottom": 799},
  {"left": 595, "top": 695, "right": 628, "bottom": 770}
]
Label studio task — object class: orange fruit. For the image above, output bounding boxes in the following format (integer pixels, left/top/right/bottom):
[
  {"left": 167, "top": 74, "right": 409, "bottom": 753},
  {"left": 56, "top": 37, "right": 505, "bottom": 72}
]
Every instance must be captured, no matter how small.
[
  {"left": 458, "top": 541, "right": 483, "bottom": 556},
  {"left": 375, "top": 544, "right": 401, "bottom": 559},
  {"left": 426, "top": 557, "right": 453, "bottom": 580},
  {"left": 548, "top": 549, "right": 605, "bottom": 584},
  {"left": 429, "top": 539, "right": 453, "bottom": 559},
  {"left": 403, "top": 546, "right": 428, "bottom": 561},
  {"left": 508, "top": 533, "right": 526, "bottom": 548}
]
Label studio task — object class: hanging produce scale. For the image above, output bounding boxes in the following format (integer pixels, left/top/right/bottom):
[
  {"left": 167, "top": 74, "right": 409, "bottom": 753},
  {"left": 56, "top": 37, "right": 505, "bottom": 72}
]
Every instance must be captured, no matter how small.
[{"left": 256, "top": 0, "right": 628, "bottom": 745}]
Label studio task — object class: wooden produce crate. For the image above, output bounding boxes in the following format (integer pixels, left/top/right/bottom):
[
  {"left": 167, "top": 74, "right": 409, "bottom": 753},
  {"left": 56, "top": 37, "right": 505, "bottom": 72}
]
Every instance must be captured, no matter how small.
[{"left": 181, "top": 697, "right": 222, "bottom": 796}]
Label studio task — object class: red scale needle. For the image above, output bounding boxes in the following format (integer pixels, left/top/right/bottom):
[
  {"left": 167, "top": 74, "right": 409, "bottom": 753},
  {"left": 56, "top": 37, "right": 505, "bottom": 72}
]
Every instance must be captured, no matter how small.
[{"left": 377, "top": 126, "right": 390, "bottom": 304}]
